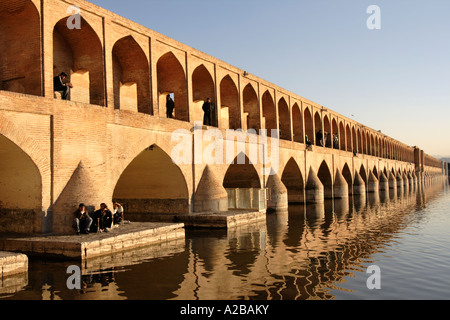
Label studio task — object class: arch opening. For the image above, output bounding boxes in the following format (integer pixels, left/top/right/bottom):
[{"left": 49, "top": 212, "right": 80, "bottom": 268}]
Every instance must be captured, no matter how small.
[
  {"left": 323, "top": 115, "right": 331, "bottom": 148},
  {"left": 157, "top": 52, "right": 188, "bottom": 121},
  {"left": 346, "top": 125, "right": 352, "bottom": 152},
  {"left": 0, "top": 134, "right": 42, "bottom": 233},
  {"left": 304, "top": 108, "right": 314, "bottom": 145},
  {"left": 113, "top": 145, "right": 189, "bottom": 219},
  {"left": 292, "top": 103, "right": 303, "bottom": 143},
  {"left": 223, "top": 154, "right": 261, "bottom": 189},
  {"left": 192, "top": 64, "right": 216, "bottom": 126},
  {"left": 243, "top": 84, "right": 260, "bottom": 131},
  {"left": 223, "top": 154, "right": 262, "bottom": 210},
  {"left": 220, "top": 75, "right": 240, "bottom": 130},
  {"left": 278, "top": 98, "right": 291, "bottom": 140},
  {"left": 314, "top": 112, "right": 322, "bottom": 146},
  {"left": 112, "top": 36, "right": 151, "bottom": 114},
  {"left": 53, "top": 16, "right": 105, "bottom": 105},
  {"left": 318, "top": 161, "right": 333, "bottom": 199},
  {"left": 281, "top": 158, "right": 304, "bottom": 203},
  {"left": 331, "top": 119, "right": 338, "bottom": 149},
  {"left": 339, "top": 122, "right": 345, "bottom": 151},
  {"left": 0, "top": 0, "right": 41, "bottom": 96},
  {"left": 262, "top": 91, "right": 277, "bottom": 137},
  {"left": 342, "top": 163, "right": 353, "bottom": 195}
]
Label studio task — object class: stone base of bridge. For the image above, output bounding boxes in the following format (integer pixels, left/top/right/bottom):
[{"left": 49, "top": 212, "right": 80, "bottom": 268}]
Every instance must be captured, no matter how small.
[
  {"left": 124, "top": 209, "right": 266, "bottom": 229},
  {"left": 0, "top": 222, "right": 185, "bottom": 261}
]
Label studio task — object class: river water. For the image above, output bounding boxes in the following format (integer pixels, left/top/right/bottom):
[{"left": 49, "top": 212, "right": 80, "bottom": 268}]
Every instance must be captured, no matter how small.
[{"left": 1, "top": 180, "right": 449, "bottom": 301}]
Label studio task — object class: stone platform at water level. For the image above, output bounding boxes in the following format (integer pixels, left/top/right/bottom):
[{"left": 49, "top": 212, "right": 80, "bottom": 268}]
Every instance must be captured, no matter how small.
[
  {"left": 0, "top": 222, "right": 185, "bottom": 261},
  {"left": 138, "top": 209, "right": 267, "bottom": 228},
  {"left": 0, "top": 251, "right": 28, "bottom": 278}
]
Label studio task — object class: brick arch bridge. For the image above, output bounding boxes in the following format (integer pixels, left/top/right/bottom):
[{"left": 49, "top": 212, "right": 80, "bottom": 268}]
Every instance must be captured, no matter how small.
[{"left": 0, "top": 0, "right": 446, "bottom": 234}]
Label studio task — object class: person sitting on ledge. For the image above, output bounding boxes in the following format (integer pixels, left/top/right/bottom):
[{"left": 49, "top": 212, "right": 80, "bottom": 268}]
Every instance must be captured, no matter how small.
[
  {"left": 91, "top": 203, "right": 113, "bottom": 233},
  {"left": 54, "top": 72, "right": 73, "bottom": 100},
  {"left": 112, "top": 202, "right": 124, "bottom": 226},
  {"left": 73, "top": 203, "right": 93, "bottom": 235},
  {"left": 305, "top": 135, "right": 313, "bottom": 150}
]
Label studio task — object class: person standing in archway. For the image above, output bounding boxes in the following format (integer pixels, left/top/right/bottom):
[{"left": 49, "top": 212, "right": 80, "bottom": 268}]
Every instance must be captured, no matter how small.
[
  {"left": 166, "top": 94, "right": 175, "bottom": 118},
  {"left": 202, "top": 97, "right": 212, "bottom": 126}
]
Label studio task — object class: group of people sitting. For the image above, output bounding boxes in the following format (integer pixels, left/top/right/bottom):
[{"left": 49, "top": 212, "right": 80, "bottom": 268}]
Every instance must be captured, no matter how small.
[{"left": 73, "top": 202, "right": 124, "bottom": 235}]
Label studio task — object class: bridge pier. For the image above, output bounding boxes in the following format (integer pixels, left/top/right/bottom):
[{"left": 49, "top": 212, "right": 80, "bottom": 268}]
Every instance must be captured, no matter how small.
[
  {"left": 353, "top": 171, "right": 366, "bottom": 195},
  {"left": 403, "top": 172, "right": 410, "bottom": 193},
  {"left": 333, "top": 170, "right": 349, "bottom": 199},
  {"left": 396, "top": 172, "right": 404, "bottom": 193},
  {"left": 193, "top": 165, "right": 228, "bottom": 213},
  {"left": 52, "top": 161, "right": 111, "bottom": 234},
  {"left": 368, "top": 171, "right": 379, "bottom": 193},
  {"left": 379, "top": 172, "right": 389, "bottom": 191},
  {"left": 389, "top": 171, "right": 397, "bottom": 190},
  {"left": 266, "top": 173, "right": 288, "bottom": 213},
  {"left": 305, "top": 168, "right": 324, "bottom": 204}
]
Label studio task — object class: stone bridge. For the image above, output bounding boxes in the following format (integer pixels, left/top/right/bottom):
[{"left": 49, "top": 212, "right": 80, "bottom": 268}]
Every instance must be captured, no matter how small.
[{"left": 0, "top": 0, "right": 446, "bottom": 235}]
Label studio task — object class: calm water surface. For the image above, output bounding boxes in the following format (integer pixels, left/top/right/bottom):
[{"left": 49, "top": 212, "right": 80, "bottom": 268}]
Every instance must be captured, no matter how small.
[{"left": 1, "top": 180, "right": 449, "bottom": 300}]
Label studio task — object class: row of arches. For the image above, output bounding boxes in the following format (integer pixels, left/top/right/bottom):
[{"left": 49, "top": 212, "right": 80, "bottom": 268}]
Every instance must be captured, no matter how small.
[
  {"left": 0, "top": 123, "right": 444, "bottom": 234},
  {"left": 0, "top": 0, "right": 416, "bottom": 165}
]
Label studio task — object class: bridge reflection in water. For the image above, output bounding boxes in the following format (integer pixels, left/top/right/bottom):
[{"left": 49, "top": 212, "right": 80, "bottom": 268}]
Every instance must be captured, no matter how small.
[{"left": 1, "top": 180, "right": 448, "bottom": 300}]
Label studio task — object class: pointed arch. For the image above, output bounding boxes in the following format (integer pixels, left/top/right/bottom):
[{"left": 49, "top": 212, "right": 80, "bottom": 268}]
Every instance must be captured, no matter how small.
[
  {"left": 373, "top": 166, "right": 378, "bottom": 179},
  {"left": 339, "top": 121, "right": 346, "bottom": 151},
  {"left": 278, "top": 97, "right": 291, "bottom": 140},
  {"left": 157, "top": 52, "right": 188, "bottom": 121},
  {"left": 292, "top": 103, "right": 303, "bottom": 143},
  {"left": 243, "top": 83, "right": 260, "bottom": 131},
  {"left": 323, "top": 115, "right": 331, "bottom": 147},
  {"left": 0, "top": 0, "right": 42, "bottom": 96},
  {"left": 359, "top": 164, "right": 368, "bottom": 187},
  {"left": 223, "top": 153, "right": 261, "bottom": 188},
  {"left": 192, "top": 64, "right": 216, "bottom": 126},
  {"left": 352, "top": 127, "right": 357, "bottom": 153},
  {"left": 346, "top": 124, "right": 352, "bottom": 152},
  {"left": 304, "top": 107, "right": 314, "bottom": 145},
  {"left": 370, "top": 134, "right": 375, "bottom": 156},
  {"left": 220, "top": 75, "right": 240, "bottom": 130},
  {"left": 363, "top": 131, "right": 368, "bottom": 155},
  {"left": 112, "top": 35, "right": 151, "bottom": 114},
  {"left": 53, "top": 15, "right": 105, "bottom": 105},
  {"left": 331, "top": 118, "right": 338, "bottom": 149},
  {"left": 0, "top": 134, "right": 42, "bottom": 233},
  {"left": 357, "top": 128, "right": 362, "bottom": 154},
  {"left": 314, "top": 112, "right": 322, "bottom": 146},
  {"left": 342, "top": 163, "right": 353, "bottom": 194},
  {"left": 281, "top": 158, "right": 304, "bottom": 203},
  {"left": 113, "top": 144, "right": 189, "bottom": 217},
  {"left": 318, "top": 161, "right": 333, "bottom": 199},
  {"left": 262, "top": 90, "right": 277, "bottom": 137}
]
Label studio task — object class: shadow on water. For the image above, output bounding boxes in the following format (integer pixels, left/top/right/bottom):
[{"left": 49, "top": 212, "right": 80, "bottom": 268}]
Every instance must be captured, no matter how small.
[{"left": 1, "top": 179, "right": 449, "bottom": 300}]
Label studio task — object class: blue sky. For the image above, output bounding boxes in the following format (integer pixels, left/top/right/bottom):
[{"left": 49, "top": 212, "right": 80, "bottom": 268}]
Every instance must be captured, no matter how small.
[{"left": 89, "top": 0, "right": 450, "bottom": 158}]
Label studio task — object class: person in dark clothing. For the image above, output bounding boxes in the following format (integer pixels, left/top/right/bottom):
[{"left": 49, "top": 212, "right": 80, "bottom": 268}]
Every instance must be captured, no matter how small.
[
  {"left": 305, "top": 135, "right": 312, "bottom": 150},
  {"left": 316, "top": 130, "right": 323, "bottom": 146},
  {"left": 202, "top": 97, "right": 212, "bottom": 126},
  {"left": 91, "top": 203, "right": 113, "bottom": 233},
  {"left": 73, "top": 203, "right": 93, "bottom": 235},
  {"left": 166, "top": 95, "right": 175, "bottom": 118},
  {"left": 54, "top": 72, "right": 73, "bottom": 100},
  {"left": 333, "top": 134, "right": 339, "bottom": 149}
]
